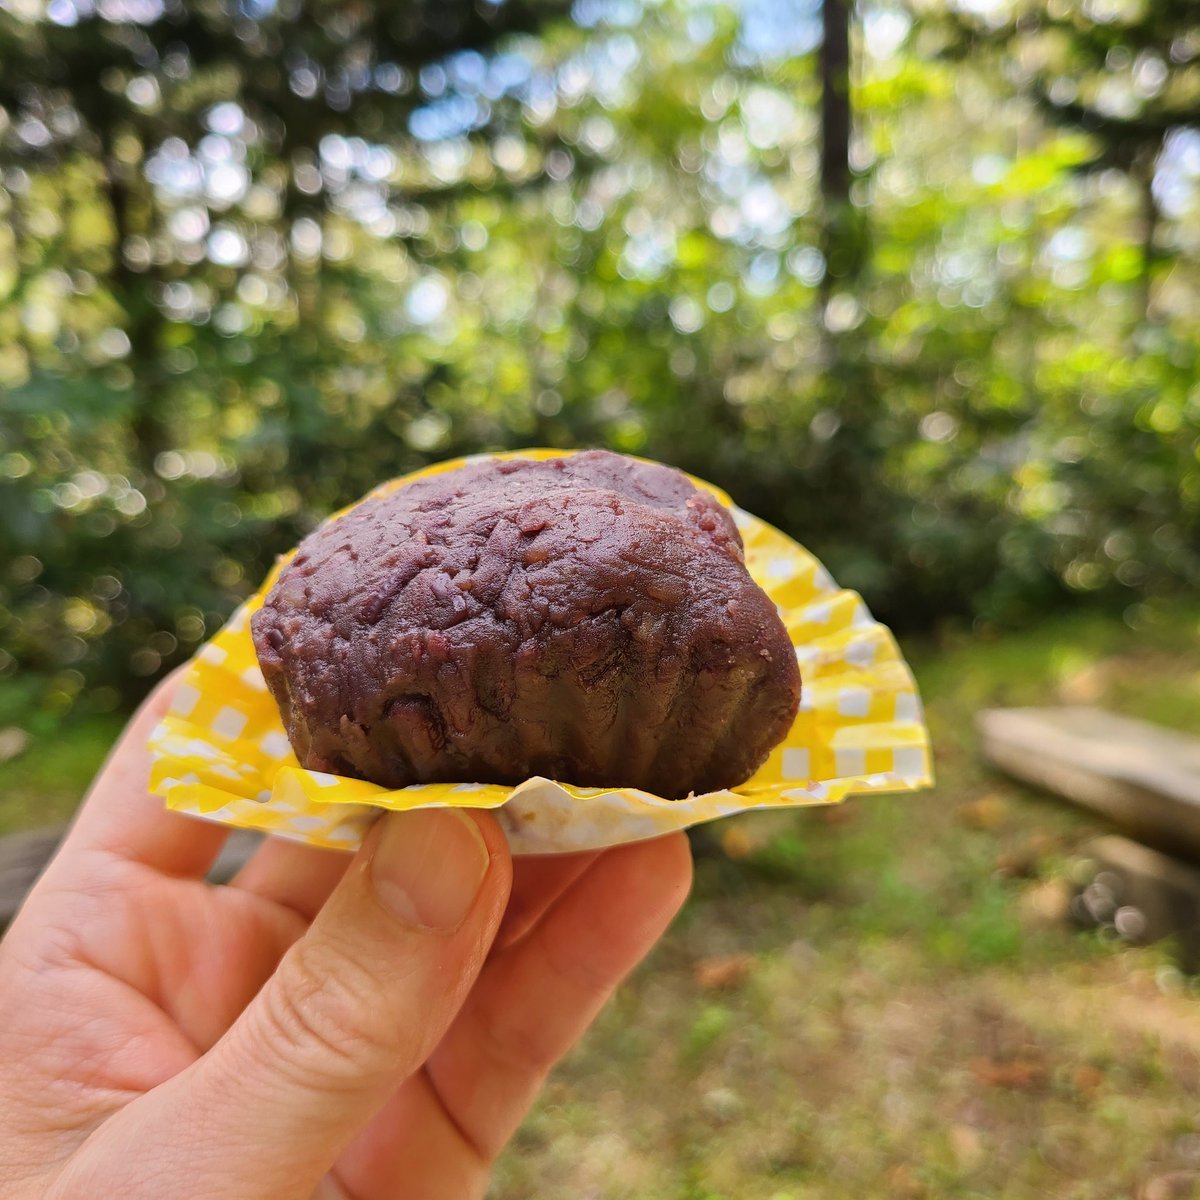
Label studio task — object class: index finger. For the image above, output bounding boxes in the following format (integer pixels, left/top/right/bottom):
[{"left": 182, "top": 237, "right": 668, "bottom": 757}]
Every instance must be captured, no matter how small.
[{"left": 495, "top": 850, "right": 601, "bottom": 951}]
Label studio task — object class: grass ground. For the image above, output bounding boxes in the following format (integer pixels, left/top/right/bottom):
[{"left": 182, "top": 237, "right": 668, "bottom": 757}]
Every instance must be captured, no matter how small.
[
  {"left": 0, "top": 673, "right": 123, "bottom": 835},
  {"left": 3, "top": 602, "right": 1200, "bottom": 1196}
]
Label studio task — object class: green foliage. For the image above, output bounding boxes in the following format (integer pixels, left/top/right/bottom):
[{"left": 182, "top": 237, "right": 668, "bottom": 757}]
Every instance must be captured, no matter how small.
[{"left": 1, "top": 0, "right": 1199, "bottom": 712}]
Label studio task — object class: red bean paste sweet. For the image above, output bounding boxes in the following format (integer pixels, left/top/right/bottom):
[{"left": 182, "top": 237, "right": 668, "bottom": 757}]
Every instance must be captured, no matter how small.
[{"left": 251, "top": 451, "right": 801, "bottom": 798}]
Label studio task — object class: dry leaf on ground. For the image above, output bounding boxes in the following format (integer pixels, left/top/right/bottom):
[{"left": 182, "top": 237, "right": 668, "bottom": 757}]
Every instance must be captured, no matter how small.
[
  {"left": 693, "top": 953, "right": 755, "bottom": 991},
  {"left": 970, "top": 1056, "right": 1047, "bottom": 1090}
]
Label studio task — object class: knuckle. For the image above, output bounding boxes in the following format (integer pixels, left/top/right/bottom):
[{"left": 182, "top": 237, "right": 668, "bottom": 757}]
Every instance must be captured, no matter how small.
[{"left": 255, "top": 937, "right": 399, "bottom": 1086}]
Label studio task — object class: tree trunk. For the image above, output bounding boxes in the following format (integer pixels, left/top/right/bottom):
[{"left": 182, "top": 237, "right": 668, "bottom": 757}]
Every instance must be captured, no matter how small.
[
  {"left": 814, "top": 0, "right": 880, "bottom": 558},
  {"left": 819, "top": 0, "right": 853, "bottom": 307},
  {"left": 103, "top": 140, "right": 168, "bottom": 472},
  {"left": 820, "top": 0, "right": 852, "bottom": 210},
  {"left": 1135, "top": 147, "right": 1161, "bottom": 325}
]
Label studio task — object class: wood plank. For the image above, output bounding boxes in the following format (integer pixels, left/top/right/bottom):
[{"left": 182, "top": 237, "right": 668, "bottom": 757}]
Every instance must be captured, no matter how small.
[
  {"left": 0, "top": 826, "right": 67, "bottom": 927},
  {"left": 0, "top": 825, "right": 264, "bottom": 930},
  {"left": 978, "top": 706, "right": 1200, "bottom": 863}
]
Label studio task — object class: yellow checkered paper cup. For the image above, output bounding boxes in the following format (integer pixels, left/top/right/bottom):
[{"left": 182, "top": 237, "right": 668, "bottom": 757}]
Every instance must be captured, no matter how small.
[{"left": 148, "top": 451, "right": 933, "bottom": 854}]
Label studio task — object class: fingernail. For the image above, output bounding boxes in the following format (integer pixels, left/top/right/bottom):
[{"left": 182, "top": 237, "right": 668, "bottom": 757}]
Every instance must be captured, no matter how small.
[{"left": 371, "top": 809, "right": 490, "bottom": 930}]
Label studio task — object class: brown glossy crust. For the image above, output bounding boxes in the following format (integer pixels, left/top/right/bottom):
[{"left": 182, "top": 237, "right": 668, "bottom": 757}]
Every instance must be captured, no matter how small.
[{"left": 250, "top": 451, "right": 800, "bottom": 798}]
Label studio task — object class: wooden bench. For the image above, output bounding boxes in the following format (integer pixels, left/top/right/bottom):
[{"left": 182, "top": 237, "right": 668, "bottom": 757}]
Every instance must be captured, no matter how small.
[{"left": 977, "top": 706, "right": 1200, "bottom": 863}]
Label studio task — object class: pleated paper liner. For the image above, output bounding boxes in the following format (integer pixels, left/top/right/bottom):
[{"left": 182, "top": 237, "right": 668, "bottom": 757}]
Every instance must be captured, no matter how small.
[{"left": 148, "top": 450, "right": 933, "bottom": 855}]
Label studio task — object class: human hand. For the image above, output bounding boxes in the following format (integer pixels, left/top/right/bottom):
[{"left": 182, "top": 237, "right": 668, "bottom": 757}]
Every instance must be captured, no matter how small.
[{"left": 0, "top": 675, "right": 692, "bottom": 1199}]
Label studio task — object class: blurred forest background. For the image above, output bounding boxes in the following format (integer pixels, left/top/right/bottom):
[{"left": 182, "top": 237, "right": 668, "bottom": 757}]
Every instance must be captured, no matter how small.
[
  {"left": 2, "top": 0, "right": 1199, "bottom": 719},
  {"left": 6, "top": 3, "right": 1200, "bottom": 1195}
]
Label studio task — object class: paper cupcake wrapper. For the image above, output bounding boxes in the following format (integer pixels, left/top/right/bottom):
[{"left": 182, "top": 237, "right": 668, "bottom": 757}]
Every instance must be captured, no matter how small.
[{"left": 148, "top": 450, "right": 932, "bottom": 854}]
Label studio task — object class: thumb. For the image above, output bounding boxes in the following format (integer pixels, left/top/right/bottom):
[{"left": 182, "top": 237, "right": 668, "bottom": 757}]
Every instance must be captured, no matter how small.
[{"left": 68, "top": 808, "right": 512, "bottom": 1200}]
